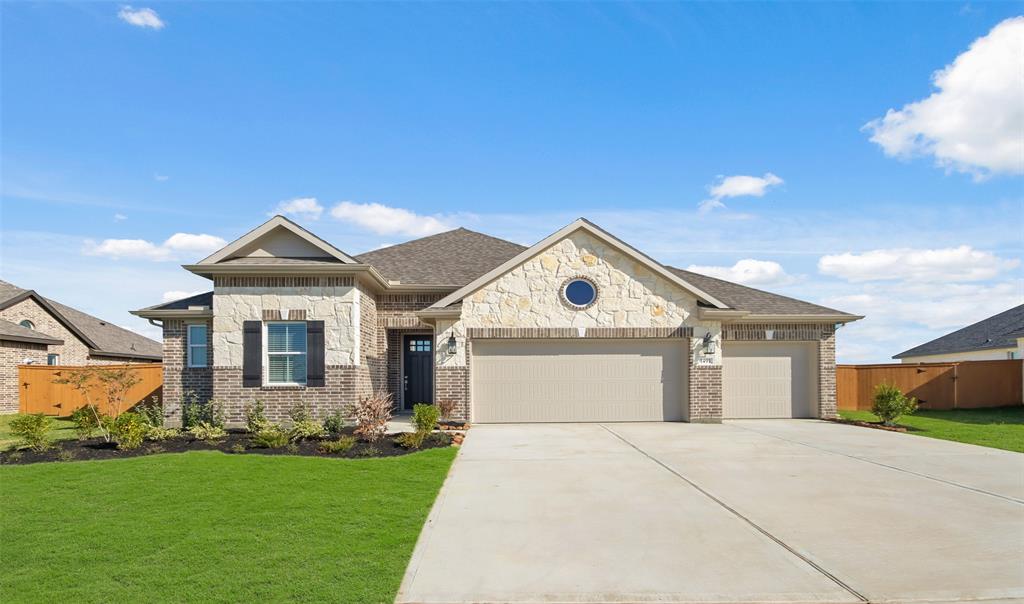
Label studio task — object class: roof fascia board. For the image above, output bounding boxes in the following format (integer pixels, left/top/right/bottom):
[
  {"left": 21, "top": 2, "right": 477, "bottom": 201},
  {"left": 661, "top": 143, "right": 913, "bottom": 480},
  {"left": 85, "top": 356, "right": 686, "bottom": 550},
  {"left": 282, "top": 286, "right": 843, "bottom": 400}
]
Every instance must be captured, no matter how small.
[
  {"left": 430, "top": 219, "right": 729, "bottom": 310},
  {"left": 130, "top": 309, "right": 214, "bottom": 320},
  {"left": 738, "top": 314, "right": 864, "bottom": 324},
  {"left": 1, "top": 333, "right": 64, "bottom": 346},
  {"left": 0, "top": 290, "right": 100, "bottom": 349},
  {"left": 197, "top": 216, "right": 358, "bottom": 265},
  {"left": 893, "top": 343, "right": 1017, "bottom": 359}
]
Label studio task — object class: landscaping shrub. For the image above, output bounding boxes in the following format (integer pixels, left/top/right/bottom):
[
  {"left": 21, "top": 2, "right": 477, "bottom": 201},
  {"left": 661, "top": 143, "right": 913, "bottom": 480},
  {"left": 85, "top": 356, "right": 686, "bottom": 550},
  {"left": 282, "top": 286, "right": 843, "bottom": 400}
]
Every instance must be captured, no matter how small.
[
  {"left": 137, "top": 396, "right": 165, "bottom": 428},
  {"left": 435, "top": 399, "right": 456, "bottom": 422},
  {"left": 146, "top": 427, "right": 180, "bottom": 441},
  {"left": 318, "top": 435, "right": 356, "bottom": 454},
  {"left": 322, "top": 409, "right": 346, "bottom": 435},
  {"left": 182, "top": 390, "right": 202, "bottom": 428},
  {"left": 56, "top": 449, "right": 76, "bottom": 462},
  {"left": 112, "top": 412, "right": 149, "bottom": 450},
  {"left": 188, "top": 422, "right": 227, "bottom": 441},
  {"left": 288, "top": 402, "right": 313, "bottom": 424},
  {"left": 244, "top": 400, "right": 270, "bottom": 434},
  {"left": 354, "top": 392, "right": 393, "bottom": 443},
  {"left": 252, "top": 425, "right": 290, "bottom": 449},
  {"left": 871, "top": 383, "right": 919, "bottom": 426},
  {"left": 289, "top": 419, "right": 326, "bottom": 441},
  {"left": 184, "top": 395, "right": 226, "bottom": 429},
  {"left": 395, "top": 430, "right": 427, "bottom": 450},
  {"left": 70, "top": 405, "right": 102, "bottom": 440},
  {"left": 412, "top": 404, "right": 439, "bottom": 433},
  {"left": 10, "top": 413, "right": 54, "bottom": 452}
]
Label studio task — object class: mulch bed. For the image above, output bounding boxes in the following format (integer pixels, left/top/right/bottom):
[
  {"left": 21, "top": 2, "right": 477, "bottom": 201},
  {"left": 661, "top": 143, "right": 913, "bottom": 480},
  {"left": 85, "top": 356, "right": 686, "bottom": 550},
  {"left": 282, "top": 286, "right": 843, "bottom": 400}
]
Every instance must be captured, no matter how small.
[
  {"left": 0, "top": 428, "right": 457, "bottom": 466},
  {"left": 828, "top": 418, "right": 908, "bottom": 433}
]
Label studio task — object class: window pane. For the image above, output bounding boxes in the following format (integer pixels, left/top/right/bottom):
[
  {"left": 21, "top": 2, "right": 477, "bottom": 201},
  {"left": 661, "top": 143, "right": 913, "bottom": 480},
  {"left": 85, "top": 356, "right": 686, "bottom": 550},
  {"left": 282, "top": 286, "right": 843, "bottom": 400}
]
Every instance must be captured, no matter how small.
[
  {"left": 268, "top": 323, "right": 306, "bottom": 353},
  {"left": 190, "top": 345, "right": 207, "bottom": 367},
  {"left": 268, "top": 353, "right": 306, "bottom": 383},
  {"left": 188, "top": 324, "right": 207, "bottom": 343}
]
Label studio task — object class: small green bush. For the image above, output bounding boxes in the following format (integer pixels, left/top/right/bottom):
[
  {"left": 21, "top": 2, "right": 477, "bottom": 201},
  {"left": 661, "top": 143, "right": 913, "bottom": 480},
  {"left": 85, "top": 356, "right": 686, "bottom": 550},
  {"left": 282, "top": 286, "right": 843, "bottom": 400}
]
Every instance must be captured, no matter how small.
[
  {"left": 395, "top": 430, "right": 427, "bottom": 450},
  {"left": 230, "top": 443, "right": 246, "bottom": 454},
  {"left": 356, "top": 445, "right": 381, "bottom": 457},
  {"left": 322, "top": 409, "right": 346, "bottom": 435},
  {"left": 318, "top": 435, "right": 357, "bottom": 454},
  {"left": 289, "top": 419, "right": 326, "bottom": 441},
  {"left": 871, "top": 383, "right": 919, "bottom": 426},
  {"left": 288, "top": 402, "right": 313, "bottom": 424},
  {"left": 188, "top": 422, "right": 227, "bottom": 441},
  {"left": 286, "top": 443, "right": 299, "bottom": 454},
  {"left": 137, "top": 396, "right": 165, "bottom": 428},
  {"left": 146, "top": 426, "right": 180, "bottom": 441},
  {"left": 412, "top": 404, "right": 439, "bottom": 433},
  {"left": 69, "top": 405, "right": 102, "bottom": 440},
  {"left": 56, "top": 449, "right": 76, "bottom": 462},
  {"left": 252, "top": 425, "right": 290, "bottom": 449},
  {"left": 112, "top": 412, "right": 148, "bottom": 450},
  {"left": 10, "top": 413, "right": 54, "bottom": 452},
  {"left": 244, "top": 400, "right": 270, "bottom": 434}
]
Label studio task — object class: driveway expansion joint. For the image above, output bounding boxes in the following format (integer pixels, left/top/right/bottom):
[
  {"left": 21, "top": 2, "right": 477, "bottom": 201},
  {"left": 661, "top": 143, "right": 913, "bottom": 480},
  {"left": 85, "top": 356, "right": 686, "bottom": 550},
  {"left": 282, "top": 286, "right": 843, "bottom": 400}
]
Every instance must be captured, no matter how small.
[{"left": 599, "top": 424, "right": 870, "bottom": 604}]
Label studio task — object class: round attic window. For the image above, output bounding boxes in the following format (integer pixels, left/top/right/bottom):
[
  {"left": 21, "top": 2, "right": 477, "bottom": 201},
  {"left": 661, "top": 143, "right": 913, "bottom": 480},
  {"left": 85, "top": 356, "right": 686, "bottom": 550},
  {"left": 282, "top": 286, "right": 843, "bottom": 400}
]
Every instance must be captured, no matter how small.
[
  {"left": 19, "top": 320, "right": 34, "bottom": 330},
  {"left": 561, "top": 277, "right": 598, "bottom": 309}
]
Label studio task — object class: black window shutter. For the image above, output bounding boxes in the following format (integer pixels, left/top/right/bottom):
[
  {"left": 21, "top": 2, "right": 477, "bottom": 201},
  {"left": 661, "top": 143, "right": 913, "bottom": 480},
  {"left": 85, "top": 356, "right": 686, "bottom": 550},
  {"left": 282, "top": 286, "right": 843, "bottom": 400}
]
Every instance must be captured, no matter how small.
[
  {"left": 242, "top": 321, "right": 262, "bottom": 387},
  {"left": 307, "top": 320, "right": 325, "bottom": 387}
]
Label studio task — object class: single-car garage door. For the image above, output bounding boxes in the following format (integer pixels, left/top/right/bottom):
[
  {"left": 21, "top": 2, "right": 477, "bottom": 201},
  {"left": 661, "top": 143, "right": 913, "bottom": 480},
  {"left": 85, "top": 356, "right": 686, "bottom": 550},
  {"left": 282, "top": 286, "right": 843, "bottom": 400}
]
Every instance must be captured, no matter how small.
[
  {"left": 472, "top": 339, "right": 687, "bottom": 423},
  {"left": 722, "top": 341, "right": 818, "bottom": 418}
]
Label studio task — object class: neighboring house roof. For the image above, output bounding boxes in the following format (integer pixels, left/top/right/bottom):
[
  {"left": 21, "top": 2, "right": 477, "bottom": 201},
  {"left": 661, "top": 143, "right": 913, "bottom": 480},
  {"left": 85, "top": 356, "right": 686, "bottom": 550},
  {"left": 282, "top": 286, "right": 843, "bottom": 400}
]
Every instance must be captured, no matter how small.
[
  {"left": 356, "top": 228, "right": 528, "bottom": 287},
  {"left": 665, "top": 268, "right": 856, "bottom": 318},
  {"left": 0, "top": 318, "right": 64, "bottom": 346},
  {"left": 0, "top": 279, "right": 161, "bottom": 360},
  {"left": 893, "top": 304, "right": 1024, "bottom": 359}
]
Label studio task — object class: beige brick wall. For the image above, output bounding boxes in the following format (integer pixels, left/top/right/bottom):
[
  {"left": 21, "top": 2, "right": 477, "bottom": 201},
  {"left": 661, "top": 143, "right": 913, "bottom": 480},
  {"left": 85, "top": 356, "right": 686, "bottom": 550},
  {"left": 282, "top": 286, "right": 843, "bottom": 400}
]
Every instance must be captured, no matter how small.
[
  {"left": 0, "top": 298, "right": 91, "bottom": 364},
  {"left": 0, "top": 341, "right": 49, "bottom": 413},
  {"left": 161, "top": 319, "right": 213, "bottom": 427}
]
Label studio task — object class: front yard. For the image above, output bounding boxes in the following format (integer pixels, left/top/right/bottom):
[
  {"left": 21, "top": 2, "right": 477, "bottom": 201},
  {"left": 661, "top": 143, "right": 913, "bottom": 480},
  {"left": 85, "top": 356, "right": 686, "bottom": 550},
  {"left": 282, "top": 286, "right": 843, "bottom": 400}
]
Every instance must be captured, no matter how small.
[
  {"left": 839, "top": 406, "right": 1024, "bottom": 453},
  {"left": 0, "top": 448, "right": 456, "bottom": 603}
]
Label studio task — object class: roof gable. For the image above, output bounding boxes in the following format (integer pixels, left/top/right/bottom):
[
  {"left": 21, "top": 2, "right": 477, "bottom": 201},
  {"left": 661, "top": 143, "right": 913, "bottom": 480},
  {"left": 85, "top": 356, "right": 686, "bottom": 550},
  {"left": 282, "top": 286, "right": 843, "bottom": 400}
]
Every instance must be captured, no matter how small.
[
  {"left": 430, "top": 219, "right": 728, "bottom": 309},
  {"left": 894, "top": 303, "right": 1024, "bottom": 359},
  {"left": 197, "top": 216, "right": 357, "bottom": 265},
  {"left": 666, "top": 267, "right": 855, "bottom": 317}
]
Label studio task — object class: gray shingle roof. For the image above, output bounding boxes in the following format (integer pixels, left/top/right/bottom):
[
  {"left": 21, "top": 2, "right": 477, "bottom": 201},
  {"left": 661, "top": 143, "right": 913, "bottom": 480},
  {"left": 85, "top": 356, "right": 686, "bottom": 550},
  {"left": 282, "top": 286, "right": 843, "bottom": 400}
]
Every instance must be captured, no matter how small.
[
  {"left": 142, "top": 291, "right": 214, "bottom": 312},
  {"left": 0, "top": 318, "right": 63, "bottom": 345},
  {"left": 356, "top": 228, "right": 528, "bottom": 286},
  {"left": 665, "top": 268, "right": 855, "bottom": 316},
  {"left": 894, "top": 304, "right": 1024, "bottom": 359},
  {"left": 0, "top": 279, "right": 161, "bottom": 360}
]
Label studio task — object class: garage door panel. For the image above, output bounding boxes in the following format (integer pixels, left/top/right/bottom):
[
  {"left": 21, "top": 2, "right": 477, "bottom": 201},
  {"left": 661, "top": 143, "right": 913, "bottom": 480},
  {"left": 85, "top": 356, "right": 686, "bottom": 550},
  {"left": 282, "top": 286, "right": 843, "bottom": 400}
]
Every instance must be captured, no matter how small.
[
  {"left": 723, "top": 342, "right": 817, "bottom": 419},
  {"left": 472, "top": 340, "right": 686, "bottom": 423}
]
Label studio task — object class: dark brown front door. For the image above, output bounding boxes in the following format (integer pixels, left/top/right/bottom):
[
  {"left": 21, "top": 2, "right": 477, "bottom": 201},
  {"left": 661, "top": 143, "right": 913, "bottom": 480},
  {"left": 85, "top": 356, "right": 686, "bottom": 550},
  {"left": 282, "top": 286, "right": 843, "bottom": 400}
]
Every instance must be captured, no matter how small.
[{"left": 403, "top": 335, "right": 434, "bottom": 410}]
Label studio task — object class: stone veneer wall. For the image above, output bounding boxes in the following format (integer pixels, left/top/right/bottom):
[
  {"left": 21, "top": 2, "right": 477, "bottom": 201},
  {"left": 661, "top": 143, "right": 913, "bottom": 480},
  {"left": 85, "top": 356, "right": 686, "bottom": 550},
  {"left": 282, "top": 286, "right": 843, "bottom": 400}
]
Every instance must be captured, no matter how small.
[
  {"left": 161, "top": 319, "right": 213, "bottom": 427},
  {"left": 722, "top": 322, "right": 838, "bottom": 419},
  {"left": 0, "top": 340, "right": 49, "bottom": 413}
]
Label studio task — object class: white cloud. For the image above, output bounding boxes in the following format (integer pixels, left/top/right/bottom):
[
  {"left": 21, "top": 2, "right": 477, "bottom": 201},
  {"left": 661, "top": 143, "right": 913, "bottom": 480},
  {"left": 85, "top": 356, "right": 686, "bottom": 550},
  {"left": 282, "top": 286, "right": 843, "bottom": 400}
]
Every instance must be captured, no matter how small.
[
  {"left": 685, "top": 259, "right": 796, "bottom": 286},
  {"left": 329, "top": 201, "right": 453, "bottom": 237},
  {"left": 699, "top": 173, "right": 783, "bottom": 212},
  {"left": 83, "top": 232, "right": 226, "bottom": 261},
  {"left": 818, "top": 245, "right": 1019, "bottom": 283},
  {"left": 113, "top": 213, "right": 128, "bottom": 221},
  {"left": 273, "top": 197, "right": 324, "bottom": 221},
  {"left": 863, "top": 17, "right": 1024, "bottom": 178},
  {"left": 154, "top": 173, "right": 169, "bottom": 182},
  {"left": 118, "top": 6, "right": 165, "bottom": 29},
  {"left": 162, "top": 290, "right": 204, "bottom": 303}
]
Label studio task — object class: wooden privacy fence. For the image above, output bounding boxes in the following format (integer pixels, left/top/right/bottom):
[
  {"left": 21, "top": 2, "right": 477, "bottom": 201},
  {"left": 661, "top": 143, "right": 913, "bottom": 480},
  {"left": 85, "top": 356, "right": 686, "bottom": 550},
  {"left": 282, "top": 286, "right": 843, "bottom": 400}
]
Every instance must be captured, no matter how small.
[
  {"left": 18, "top": 364, "right": 163, "bottom": 416},
  {"left": 837, "top": 360, "right": 1022, "bottom": 411}
]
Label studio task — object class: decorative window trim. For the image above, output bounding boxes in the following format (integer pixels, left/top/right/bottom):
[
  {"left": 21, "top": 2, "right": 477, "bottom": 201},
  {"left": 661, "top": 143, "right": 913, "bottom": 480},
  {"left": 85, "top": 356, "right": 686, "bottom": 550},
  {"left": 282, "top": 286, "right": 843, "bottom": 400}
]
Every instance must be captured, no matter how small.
[
  {"left": 559, "top": 276, "right": 599, "bottom": 310},
  {"left": 19, "top": 319, "right": 34, "bottom": 330},
  {"left": 264, "top": 321, "right": 308, "bottom": 386},
  {"left": 187, "top": 324, "right": 208, "bottom": 368}
]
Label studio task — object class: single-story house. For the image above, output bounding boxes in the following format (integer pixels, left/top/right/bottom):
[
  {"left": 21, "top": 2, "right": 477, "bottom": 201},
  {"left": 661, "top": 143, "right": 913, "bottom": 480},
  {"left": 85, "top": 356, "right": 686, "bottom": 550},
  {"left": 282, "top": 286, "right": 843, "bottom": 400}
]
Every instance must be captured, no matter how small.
[
  {"left": 133, "top": 216, "right": 861, "bottom": 426},
  {"left": 0, "top": 279, "right": 163, "bottom": 413},
  {"left": 894, "top": 304, "right": 1023, "bottom": 363}
]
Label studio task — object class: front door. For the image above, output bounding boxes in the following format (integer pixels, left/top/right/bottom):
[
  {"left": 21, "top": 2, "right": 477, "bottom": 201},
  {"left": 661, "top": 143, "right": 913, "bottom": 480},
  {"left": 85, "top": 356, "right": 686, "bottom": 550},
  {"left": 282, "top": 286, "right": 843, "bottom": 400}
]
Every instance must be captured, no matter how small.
[{"left": 403, "top": 335, "right": 434, "bottom": 410}]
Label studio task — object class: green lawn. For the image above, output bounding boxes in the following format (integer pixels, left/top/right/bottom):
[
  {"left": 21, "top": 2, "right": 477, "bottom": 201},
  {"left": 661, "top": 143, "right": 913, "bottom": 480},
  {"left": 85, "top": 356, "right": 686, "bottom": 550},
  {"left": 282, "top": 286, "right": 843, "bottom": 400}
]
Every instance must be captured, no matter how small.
[
  {"left": 0, "top": 413, "right": 77, "bottom": 450},
  {"left": 1, "top": 448, "right": 457, "bottom": 603},
  {"left": 839, "top": 407, "right": 1024, "bottom": 453}
]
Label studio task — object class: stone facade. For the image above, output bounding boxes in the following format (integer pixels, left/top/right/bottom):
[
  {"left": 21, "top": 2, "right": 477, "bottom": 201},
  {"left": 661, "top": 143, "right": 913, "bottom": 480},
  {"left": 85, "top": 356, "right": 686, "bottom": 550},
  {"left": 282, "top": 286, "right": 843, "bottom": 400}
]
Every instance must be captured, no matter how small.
[{"left": 0, "top": 341, "right": 49, "bottom": 413}]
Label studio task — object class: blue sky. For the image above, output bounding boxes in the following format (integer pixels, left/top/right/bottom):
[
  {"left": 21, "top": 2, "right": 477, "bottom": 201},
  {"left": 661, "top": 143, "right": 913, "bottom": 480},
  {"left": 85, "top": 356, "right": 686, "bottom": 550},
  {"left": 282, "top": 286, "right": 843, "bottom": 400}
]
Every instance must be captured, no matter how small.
[{"left": 2, "top": 2, "right": 1021, "bottom": 362}]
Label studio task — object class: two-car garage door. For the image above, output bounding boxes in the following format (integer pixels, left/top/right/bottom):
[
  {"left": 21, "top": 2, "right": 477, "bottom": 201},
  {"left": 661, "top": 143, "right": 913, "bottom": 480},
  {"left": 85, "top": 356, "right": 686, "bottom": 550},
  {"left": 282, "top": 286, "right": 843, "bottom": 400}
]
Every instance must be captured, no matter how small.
[{"left": 472, "top": 340, "right": 687, "bottom": 423}]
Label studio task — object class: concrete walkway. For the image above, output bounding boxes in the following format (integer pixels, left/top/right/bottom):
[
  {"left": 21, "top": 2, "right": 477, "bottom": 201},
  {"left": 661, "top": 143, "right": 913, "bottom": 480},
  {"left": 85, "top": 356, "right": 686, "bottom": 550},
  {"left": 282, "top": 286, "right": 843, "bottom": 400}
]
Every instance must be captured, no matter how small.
[{"left": 397, "top": 421, "right": 1024, "bottom": 604}]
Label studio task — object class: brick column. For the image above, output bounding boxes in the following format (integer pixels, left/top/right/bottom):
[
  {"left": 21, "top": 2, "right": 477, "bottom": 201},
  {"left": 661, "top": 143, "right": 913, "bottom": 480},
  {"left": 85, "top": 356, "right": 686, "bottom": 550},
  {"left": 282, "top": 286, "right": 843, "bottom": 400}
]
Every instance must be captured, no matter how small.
[
  {"left": 688, "top": 340, "right": 723, "bottom": 423},
  {"left": 818, "top": 331, "right": 837, "bottom": 419}
]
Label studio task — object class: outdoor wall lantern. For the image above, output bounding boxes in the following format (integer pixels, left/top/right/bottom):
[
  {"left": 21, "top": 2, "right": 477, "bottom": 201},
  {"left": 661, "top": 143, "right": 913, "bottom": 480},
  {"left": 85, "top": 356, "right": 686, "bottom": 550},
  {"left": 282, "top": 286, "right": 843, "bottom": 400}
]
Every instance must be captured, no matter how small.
[
  {"left": 702, "top": 332, "right": 717, "bottom": 355},
  {"left": 447, "top": 335, "right": 457, "bottom": 356}
]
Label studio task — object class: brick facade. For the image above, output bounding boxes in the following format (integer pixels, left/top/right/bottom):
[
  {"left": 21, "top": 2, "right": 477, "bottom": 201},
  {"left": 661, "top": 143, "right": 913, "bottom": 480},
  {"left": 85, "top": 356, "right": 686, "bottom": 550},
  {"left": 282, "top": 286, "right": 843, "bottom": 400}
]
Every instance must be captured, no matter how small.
[
  {"left": 0, "top": 297, "right": 93, "bottom": 365},
  {"left": 818, "top": 332, "right": 837, "bottom": 419},
  {"left": 0, "top": 341, "right": 49, "bottom": 413},
  {"left": 161, "top": 319, "right": 213, "bottom": 427}
]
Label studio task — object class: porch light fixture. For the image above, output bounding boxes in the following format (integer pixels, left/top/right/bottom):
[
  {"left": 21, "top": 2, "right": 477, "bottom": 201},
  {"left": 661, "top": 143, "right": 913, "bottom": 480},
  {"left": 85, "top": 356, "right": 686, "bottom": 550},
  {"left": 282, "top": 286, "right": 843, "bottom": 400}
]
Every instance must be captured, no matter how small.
[
  {"left": 702, "top": 332, "right": 716, "bottom": 355},
  {"left": 447, "top": 335, "right": 457, "bottom": 356}
]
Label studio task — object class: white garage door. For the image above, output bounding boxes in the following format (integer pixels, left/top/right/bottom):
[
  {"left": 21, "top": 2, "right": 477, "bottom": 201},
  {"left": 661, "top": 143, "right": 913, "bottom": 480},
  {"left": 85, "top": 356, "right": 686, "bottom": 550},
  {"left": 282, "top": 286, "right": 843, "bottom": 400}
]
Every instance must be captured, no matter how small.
[
  {"left": 472, "top": 339, "right": 687, "bottom": 423},
  {"left": 723, "top": 342, "right": 818, "bottom": 419}
]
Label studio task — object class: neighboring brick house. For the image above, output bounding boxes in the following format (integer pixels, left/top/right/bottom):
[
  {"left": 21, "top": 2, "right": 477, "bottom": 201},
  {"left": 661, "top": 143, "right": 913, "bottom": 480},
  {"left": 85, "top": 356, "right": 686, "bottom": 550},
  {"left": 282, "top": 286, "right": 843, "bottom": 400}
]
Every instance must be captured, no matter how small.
[
  {"left": 0, "top": 280, "right": 162, "bottom": 413},
  {"left": 134, "top": 216, "right": 861, "bottom": 427}
]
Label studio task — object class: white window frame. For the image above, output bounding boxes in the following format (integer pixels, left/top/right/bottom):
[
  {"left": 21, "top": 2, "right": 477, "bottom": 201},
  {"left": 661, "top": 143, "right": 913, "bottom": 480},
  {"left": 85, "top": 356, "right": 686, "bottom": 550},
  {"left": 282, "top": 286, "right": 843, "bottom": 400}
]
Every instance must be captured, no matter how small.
[
  {"left": 187, "top": 324, "right": 208, "bottom": 368},
  {"left": 264, "top": 321, "right": 308, "bottom": 386},
  {"left": 47, "top": 353, "right": 60, "bottom": 366}
]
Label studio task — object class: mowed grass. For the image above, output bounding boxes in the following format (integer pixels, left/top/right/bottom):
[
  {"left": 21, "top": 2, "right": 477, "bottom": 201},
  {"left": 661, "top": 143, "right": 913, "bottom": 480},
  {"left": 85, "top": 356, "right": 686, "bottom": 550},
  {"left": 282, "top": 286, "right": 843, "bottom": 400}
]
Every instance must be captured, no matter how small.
[
  {"left": 0, "top": 413, "right": 77, "bottom": 450},
  {"left": 1, "top": 448, "right": 457, "bottom": 603},
  {"left": 840, "top": 407, "right": 1024, "bottom": 453}
]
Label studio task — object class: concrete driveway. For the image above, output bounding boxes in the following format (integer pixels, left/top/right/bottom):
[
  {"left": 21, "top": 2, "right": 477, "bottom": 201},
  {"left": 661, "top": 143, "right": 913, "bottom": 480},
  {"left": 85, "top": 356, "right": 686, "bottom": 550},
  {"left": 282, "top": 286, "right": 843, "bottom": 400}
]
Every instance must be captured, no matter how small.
[{"left": 397, "top": 421, "right": 1024, "bottom": 604}]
